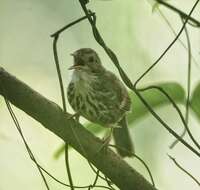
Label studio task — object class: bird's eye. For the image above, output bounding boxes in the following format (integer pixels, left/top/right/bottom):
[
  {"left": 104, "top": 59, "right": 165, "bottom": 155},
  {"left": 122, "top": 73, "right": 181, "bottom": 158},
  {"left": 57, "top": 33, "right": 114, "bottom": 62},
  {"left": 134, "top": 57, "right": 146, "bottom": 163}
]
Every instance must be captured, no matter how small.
[
  {"left": 88, "top": 56, "right": 94, "bottom": 62},
  {"left": 75, "top": 58, "right": 85, "bottom": 66}
]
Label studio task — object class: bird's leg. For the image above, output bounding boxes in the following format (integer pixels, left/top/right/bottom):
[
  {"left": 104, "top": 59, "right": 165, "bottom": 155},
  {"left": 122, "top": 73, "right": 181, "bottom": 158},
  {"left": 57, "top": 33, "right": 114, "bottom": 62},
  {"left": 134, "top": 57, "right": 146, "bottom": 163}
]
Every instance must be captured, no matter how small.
[
  {"left": 102, "top": 127, "right": 113, "bottom": 145},
  {"left": 74, "top": 113, "right": 80, "bottom": 122},
  {"left": 97, "top": 127, "right": 113, "bottom": 154},
  {"left": 65, "top": 112, "right": 80, "bottom": 122}
]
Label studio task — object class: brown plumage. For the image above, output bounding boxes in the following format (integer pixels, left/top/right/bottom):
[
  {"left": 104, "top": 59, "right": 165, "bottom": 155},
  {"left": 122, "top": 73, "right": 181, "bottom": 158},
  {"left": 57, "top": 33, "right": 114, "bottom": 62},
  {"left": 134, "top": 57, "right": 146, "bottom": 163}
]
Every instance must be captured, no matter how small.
[{"left": 67, "top": 48, "right": 134, "bottom": 157}]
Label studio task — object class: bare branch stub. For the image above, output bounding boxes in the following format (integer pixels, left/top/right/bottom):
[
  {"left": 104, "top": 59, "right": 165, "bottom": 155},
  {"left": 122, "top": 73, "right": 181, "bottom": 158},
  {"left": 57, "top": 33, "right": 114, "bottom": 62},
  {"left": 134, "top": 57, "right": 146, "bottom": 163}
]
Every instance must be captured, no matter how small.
[{"left": 168, "top": 154, "right": 200, "bottom": 186}]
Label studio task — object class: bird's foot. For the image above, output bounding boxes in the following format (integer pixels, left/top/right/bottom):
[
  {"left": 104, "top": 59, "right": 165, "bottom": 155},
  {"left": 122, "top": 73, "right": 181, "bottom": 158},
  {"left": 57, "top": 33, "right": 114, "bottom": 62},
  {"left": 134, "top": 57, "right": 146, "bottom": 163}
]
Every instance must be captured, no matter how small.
[
  {"left": 96, "top": 137, "right": 110, "bottom": 155},
  {"left": 65, "top": 112, "right": 80, "bottom": 122},
  {"left": 96, "top": 128, "right": 113, "bottom": 155}
]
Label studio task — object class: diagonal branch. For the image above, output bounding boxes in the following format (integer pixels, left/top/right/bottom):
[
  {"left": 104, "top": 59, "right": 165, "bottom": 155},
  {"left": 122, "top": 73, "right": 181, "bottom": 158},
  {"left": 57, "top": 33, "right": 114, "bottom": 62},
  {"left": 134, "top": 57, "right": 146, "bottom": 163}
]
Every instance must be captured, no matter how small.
[{"left": 0, "top": 67, "right": 156, "bottom": 190}]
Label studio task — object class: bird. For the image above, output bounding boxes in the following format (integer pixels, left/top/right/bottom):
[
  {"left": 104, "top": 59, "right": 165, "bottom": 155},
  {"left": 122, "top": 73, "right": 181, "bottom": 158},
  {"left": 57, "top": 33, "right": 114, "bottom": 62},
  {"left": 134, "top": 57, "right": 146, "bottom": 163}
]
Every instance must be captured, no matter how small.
[{"left": 67, "top": 48, "right": 134, "bottom": 157}]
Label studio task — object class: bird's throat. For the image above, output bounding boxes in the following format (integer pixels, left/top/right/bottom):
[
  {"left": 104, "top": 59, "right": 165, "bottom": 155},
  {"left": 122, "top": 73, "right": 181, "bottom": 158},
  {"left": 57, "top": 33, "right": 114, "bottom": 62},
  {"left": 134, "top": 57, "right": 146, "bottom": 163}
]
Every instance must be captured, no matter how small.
[
  {"left": 71, "top": 70, "right": 97, "bottom": 93},
  {"left": 72, "top": 70, "right": 97, "bottom": 83}
]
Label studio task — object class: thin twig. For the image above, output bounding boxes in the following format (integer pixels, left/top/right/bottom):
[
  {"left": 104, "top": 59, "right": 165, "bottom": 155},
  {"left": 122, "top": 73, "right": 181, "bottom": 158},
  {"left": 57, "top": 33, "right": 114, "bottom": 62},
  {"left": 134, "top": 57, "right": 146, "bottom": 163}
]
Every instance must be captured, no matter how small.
[
  {"left": 135, "top": 90, "right": 200, "bottom": 158},
  {"left": 52, "top": 36, "right": 67, "bottom": 112},
  {"left": 87, "top": 161, "right": 110, "bottom": 182},
  {"left": 155, "top": 6, "right": 200, "bottom": 69},
  {"left": 138, "top": 86, "right": 200, "bottom": 150},
  {"left": 155, "top": 0, "right": 200, "bottom": 27},
  {"left": 104, "top": 175, "right": 116, "bottom": 190},
  {"left": 170, "top": 17, "right": 194, "bottom": 149},
  {"left": 134, "top": 0, "right": 200, "bottom": 87},
  {"left": 92, "top": 170, "right": 100, "bottom": 187},
  {"left": 52, "top": 29, "right": 74, "bottom": 190},
  {"left": 64, "top": 144, "right": 74, "bottom": 190},
  {"left": 3, "top": 99, "right": 50, "bottom": 190},
  {"left": 30, "top": 161, "right": 112, "bottom": 190},
  {"left": 108, "top": 144, "right": 156, "bottom": 187},
  {"left": 168, "top": 154, "right": 200, "bottom": 186},
  {"left": 51, "top": 13, "right": 95, "bottom": 37},
  {"left": 184, "top": 16, "right": 192, "bottom": 141}
]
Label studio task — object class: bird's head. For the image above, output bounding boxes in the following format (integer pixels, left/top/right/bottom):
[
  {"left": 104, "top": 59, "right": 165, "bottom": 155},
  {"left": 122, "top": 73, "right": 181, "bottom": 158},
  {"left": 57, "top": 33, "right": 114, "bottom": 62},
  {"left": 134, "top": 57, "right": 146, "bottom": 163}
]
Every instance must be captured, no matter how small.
[{"left": 68, "top": 48, "right": 105, "bottom": 74}]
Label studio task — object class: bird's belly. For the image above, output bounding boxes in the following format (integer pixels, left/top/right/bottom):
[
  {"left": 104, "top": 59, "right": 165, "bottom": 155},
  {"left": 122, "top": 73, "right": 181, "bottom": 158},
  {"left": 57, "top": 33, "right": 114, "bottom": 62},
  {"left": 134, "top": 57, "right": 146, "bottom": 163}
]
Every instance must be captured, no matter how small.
[
  {"left": 81, "top": 98, "right": 123, "bottom": 127},
  {"left": 68, "top": 84, "right": 125, "bottom": 126}
]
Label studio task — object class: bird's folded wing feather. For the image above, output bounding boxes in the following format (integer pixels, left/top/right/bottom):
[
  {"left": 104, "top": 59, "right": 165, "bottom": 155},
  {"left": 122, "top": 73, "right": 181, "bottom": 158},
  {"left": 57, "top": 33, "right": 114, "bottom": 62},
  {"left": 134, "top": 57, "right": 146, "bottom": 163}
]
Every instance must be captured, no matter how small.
[{"left": 94, "top": 71, "right": 131, "bottom": 112}]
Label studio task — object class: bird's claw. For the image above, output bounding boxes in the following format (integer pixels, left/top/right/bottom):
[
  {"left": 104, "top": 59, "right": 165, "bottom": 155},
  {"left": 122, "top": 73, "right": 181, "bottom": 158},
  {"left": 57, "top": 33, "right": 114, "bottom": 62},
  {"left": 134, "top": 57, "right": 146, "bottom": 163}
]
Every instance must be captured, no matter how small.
[
  {"left": 95, "top": 136, "right": 111, "bottom": 155},
  {"left": 65, "top": 112, "right": 80, "bottom": 122}
]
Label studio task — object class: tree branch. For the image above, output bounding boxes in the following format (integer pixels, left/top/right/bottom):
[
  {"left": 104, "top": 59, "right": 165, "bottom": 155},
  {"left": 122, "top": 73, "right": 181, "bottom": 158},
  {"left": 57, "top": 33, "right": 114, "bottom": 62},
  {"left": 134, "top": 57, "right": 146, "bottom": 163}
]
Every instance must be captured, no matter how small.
[{"left": 0, "top": 67, "right": 156, "bottom": 190}]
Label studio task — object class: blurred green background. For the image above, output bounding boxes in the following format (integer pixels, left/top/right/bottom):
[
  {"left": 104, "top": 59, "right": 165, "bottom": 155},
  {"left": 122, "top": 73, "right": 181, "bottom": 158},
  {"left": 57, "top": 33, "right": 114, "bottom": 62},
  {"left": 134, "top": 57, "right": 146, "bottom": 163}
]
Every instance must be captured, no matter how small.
[{"left": 0, "top": 0, "right": 200, "bottom": 189}]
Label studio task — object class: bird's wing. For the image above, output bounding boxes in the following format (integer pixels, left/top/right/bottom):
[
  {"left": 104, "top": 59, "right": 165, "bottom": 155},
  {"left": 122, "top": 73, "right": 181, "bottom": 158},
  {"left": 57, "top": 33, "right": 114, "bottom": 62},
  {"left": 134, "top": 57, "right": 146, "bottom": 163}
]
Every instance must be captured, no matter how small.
[{"left": 94, "top": 70, "right": 131, "bottom": 112}]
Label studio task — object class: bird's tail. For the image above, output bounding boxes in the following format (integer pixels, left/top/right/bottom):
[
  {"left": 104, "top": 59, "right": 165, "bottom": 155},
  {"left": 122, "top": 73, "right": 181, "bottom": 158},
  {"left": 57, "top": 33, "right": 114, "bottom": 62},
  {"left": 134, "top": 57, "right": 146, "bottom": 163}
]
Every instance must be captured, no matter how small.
[{"left": 113, "top": 116, "right": 135, "bottom": 157}]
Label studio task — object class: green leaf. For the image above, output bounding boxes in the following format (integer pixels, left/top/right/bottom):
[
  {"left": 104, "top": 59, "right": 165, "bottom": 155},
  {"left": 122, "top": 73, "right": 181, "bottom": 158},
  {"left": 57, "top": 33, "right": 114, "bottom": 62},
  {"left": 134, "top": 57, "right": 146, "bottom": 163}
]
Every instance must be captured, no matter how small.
[
  {"left": 191, "top": 83, "right": 200, "bottom": 121},
  {"left": 127, "top": 82, "right": 185, "bottom": 125},
  {"left": 54, "top": 82, "right": 185, "bottom": 159}
]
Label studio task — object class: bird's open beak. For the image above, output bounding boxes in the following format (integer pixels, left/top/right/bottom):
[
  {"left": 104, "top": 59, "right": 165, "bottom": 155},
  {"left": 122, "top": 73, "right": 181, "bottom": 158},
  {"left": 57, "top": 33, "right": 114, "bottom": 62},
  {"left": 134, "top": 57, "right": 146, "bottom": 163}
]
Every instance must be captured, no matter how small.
[
  {"left": 68, "top": 52, "right": 81, "bottom": 70},
  {"left": 68, "top": 65, "right": 75, "bottom": 70},
  {"left": 68, "top": 65, "right": 82, "bottom": 70}
]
